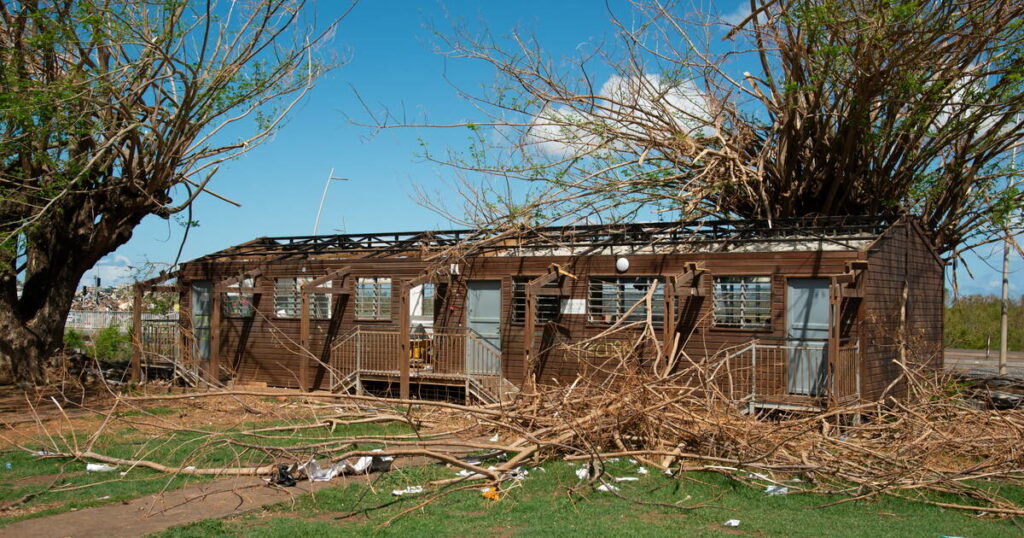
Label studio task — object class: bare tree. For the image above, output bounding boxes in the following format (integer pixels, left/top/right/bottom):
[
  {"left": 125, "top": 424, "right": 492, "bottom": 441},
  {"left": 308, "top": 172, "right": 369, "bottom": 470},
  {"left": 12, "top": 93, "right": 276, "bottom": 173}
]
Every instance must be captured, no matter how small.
[
  {"left": 382, "top": 0, "right": 1023, "bottom": 258},
  {"left": 0, "top": 0, "right": 350, "bottom": 385}
]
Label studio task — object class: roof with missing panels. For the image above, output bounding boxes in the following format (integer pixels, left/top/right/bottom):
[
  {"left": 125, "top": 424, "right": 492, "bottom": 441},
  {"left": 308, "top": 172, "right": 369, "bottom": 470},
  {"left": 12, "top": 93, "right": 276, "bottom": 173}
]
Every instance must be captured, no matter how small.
[{"left": 183, "top": 216, "right": 895, "bottom": 265}]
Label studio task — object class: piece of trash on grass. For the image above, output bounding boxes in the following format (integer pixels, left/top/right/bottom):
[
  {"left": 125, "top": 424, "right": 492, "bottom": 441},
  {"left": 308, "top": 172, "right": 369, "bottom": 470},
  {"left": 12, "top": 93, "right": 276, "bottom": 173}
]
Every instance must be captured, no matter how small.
[
  {"left": 747, "top": 472, "right": 770, "bottom": 481},
  {"left": 30, "top": 450, "right": 55, "bottom": 457},
  {"left": 97, "top": 496, "right": 111, "bottom": 501},
  {"left": 764, "top": 485, "right": 789, "bottom": 496},
  {"left": 575, "top": 467, "right": 590, "bottom": 480},
  {"left": 637, "top": 467, "right": 649, "bottom": 475},
  {"left": 723, "top": 519, "right": 741, "bottom": 527},
  {"left": 4, "top": 462, "right": 10, "bottom": 471},
  {"left": 455, "top": 469, "right": 475, "bottom": 477},
  {"left": 596, "top": 483, "right": 620, "bottom": 492},
  {"left": 86, "top": 463, "right": 117, "bottom": 473},
  {"left": 531, "top": 466, "right": 547, "bottom": 473},
  {"left": 274, "top": 464, "right": 297, "bottom": 487},
  {"left": 608, "top": 458, "right": 620, "bottom": 463},
  {"left": 349, "top": 456, "right": 373, "bottom": 474},
  {"left": 489, "top": 433, "right": 499, "bottom": 442},
  {"left": 628, "top": 459, "right": 637, "bottom": 465},
  {"left": 481, "top": 487, "right": 500, "bottom": 500},
  {"left": 614, "top": 476, "right": 639, "bottom": 482},
  {"left": 303, "top": 459, "right": 342, "bottom": 482},
  {"left": 506, "top": 467, "right": 528, "bottom": 481},
  {"left": 663, "top": 469, "right": 674, "bottom": 476},
  {"left": 391, "top": 486, "right": 424, "bottom": 496}
]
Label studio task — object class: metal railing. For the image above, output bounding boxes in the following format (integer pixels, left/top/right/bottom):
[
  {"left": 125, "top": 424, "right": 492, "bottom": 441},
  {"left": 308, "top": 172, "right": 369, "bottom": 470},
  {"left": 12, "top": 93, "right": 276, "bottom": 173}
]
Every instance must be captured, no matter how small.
[{"left": 714, "top": 338, "right": 860, "bottom": 407}]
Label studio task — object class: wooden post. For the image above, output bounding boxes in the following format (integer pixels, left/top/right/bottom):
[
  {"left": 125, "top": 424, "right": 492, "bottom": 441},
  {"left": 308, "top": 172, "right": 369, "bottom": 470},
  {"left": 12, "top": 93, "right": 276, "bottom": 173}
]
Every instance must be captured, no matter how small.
[
  {"left": 662, "top": 276, "right": 676, "bottom": 372},
  {"left": 299, "top": 290, "right": 310, "bottom": 392},
  {"left": 828, "top": 277, "right": 840, "bottom": 406},
  {"left": 131, "top": 284, "right": 143, "bottom": 383},
  {"left": 399, "top": 280, "right": 411, "bottom": 400},
  {"left": 209, "top": 287, "right": 221, "bottom": 386},
  {"left": 523, "top": 285, "right": 536, "bottom": 390}
]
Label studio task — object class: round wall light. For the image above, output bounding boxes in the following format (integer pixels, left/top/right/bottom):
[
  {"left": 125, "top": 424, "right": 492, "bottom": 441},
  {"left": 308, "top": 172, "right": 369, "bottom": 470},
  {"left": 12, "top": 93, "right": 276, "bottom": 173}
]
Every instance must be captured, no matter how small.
[{"left": 615, "top": 257, "right": 630, "bottom": 273}]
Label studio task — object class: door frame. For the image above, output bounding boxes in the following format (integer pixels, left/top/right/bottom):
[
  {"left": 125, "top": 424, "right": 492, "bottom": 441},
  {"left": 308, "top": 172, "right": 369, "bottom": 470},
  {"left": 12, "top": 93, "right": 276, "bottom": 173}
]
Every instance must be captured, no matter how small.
[{"left": 784, "top": 276, "right": 832, "bottom": 396}]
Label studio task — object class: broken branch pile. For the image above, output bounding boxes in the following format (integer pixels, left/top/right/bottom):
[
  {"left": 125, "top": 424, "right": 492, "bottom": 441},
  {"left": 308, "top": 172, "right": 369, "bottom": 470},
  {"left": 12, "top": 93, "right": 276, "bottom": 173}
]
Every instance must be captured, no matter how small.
[{"left": 15, "top": 354, "right": 1024, "bottom": 519}]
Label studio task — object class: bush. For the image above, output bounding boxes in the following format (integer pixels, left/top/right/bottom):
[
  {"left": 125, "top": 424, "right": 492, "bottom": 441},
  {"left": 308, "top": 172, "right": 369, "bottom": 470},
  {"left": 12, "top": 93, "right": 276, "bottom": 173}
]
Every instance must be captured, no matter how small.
[
  {"left": 63, "top": 328, "right": 86, "bottom": 352},
  {"left": 945, "top": 295, "right": 1023, "bottom": 351},
  {"left": 92, "top": 324, "right": 131, "bottom": 363}
]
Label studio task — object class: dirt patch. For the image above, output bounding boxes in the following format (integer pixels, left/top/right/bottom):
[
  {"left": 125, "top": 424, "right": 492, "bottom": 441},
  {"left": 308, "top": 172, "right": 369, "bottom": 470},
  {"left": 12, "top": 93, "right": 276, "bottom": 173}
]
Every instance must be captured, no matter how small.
[{"left": 10, "top": 473, "right": 72, "bottom": 487}]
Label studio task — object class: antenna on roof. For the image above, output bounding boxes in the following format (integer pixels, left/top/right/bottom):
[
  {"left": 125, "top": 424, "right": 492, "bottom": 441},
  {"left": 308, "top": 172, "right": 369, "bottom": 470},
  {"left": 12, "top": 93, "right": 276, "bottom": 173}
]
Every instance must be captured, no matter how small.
[{"left": 313, "top": 167, "right": 348, "bottom": 235}]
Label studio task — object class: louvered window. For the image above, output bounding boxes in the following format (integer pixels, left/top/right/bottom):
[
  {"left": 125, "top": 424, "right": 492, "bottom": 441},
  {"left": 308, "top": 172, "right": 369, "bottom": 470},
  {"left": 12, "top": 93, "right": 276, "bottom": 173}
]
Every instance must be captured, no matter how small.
[
  {"left": 355, "top": 277, "right": 392, "bottom": 320},
  {"left": 588, "top": 277, "right": 664, "bottom": 324},
  {"left": 274, "top": 277, "right": 331, "bottom": 319},
  {"left": 712, "top": 276, "right": 771, "bottom": 329},
  {"left": 511, "top": 278, "right": 560, "bottom": 323}
]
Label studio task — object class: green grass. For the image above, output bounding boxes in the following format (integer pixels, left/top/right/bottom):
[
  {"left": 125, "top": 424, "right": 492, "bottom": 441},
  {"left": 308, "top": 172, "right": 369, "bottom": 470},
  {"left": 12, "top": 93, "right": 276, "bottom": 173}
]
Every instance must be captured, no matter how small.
[
  {"left": 154, "top": 459, "right": 1024, "bottom": 537},
  {"left": 0, "top": 412, "right": 411, "bottom": 527}
]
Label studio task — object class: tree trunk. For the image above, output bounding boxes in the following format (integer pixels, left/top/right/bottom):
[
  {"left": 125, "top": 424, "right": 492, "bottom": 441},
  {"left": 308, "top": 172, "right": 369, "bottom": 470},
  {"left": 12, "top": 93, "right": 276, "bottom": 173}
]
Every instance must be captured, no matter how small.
[{"left": 0, "top": 291, "right": 72, "bottom": 387}]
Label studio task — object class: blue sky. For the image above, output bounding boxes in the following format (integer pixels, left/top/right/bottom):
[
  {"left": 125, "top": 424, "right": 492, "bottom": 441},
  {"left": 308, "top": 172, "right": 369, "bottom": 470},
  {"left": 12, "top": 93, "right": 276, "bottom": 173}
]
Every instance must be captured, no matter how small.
[{"left": 83, "top": 1, "right": 1022, "bottom": 298}]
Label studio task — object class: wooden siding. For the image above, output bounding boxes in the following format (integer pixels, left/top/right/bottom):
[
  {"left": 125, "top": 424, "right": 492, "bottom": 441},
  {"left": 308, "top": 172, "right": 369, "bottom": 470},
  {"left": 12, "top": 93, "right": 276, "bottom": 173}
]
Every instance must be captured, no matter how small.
[
  {"left": 176, "top": 248, "right": 885, "bottom": 390},
  {"left": 862, "top": 222, "right": 945, "bottom": 400}
]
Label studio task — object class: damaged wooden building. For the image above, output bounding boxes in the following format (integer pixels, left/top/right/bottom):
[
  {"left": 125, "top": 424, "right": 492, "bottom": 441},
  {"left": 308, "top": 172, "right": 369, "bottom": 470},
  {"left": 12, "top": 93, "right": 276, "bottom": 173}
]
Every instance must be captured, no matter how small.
[{"left": 132, "top": 216, "right": 944, "bottom": 410}]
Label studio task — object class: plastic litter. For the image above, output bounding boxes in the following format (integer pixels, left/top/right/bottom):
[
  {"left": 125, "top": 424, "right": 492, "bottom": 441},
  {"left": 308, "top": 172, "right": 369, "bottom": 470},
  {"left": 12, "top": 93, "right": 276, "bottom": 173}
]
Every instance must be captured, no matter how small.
[
  {"left": 30, "top": 450, "right": 55, "bottom": 457},
  {"left": 505, "top": 467, "right": 528, "bottom": 481},
  {"left": 614, "top": 476, "right": 639, "bottom": 482},
  {"left": 628, "top": 459, "right": 638, "bottom": 465},
  {"left": 349, "top": 456, "right": 373, "bottom": 474},
  {"left": 575, "top": 467, "right": 590, "bottom": 480},
  {"left": 4, "top": 462, "right": 11, "bottom": 471},
  {"left": 748, "top": 472, "right": 770, "bottom": 481},
  {"left": 637, "top": 467, "right": 649, "bottom": 475},
  {"left": 455, "top": 469, "right": 475, "bottom": 477},
  {"left": 391, "top": 485, "right": 424, "bottom": 496},
  {"left": 274, "top": 464, "right": 297, "bottom": 487},
  {"left": 303, "top": 459, "right": 343, "bottom": 482},
  {"left": 489, "top": 434, "right": 500, "bottom": 442},
  {"left": 723, "top": 519, "right": 741, "bottom": 527},
  {"left": 764, "top": 485, "right": 789, "bottom": 496},
  {"left": 481, "top": 487, "right": 500, "bottom": 500},
  {"left": 86, "top": 463, "right": 117, "bottom": 472},
  {"left": 596, "top": 483, "right": 620, "bottom": 492}
]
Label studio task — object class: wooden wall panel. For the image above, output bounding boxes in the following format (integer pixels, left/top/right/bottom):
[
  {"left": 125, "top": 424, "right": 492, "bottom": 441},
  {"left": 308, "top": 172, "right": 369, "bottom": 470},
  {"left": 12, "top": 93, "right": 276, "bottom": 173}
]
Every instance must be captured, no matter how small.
[{"left": 176, "top": 232, "right": 941, "bottom": 396}]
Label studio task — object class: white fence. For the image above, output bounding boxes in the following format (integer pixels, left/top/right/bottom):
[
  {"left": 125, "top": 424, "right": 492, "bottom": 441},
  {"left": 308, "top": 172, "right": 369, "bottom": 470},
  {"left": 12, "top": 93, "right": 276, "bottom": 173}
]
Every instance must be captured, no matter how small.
[{"left": 66, "top": 310, "right": 178, "bottom": 333}]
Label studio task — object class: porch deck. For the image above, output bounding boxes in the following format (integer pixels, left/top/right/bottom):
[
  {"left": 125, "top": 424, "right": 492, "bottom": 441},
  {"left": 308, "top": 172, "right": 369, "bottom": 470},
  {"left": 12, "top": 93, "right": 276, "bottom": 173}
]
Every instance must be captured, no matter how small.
[
  {"left": 713, "top": 339, "right": 861, "bottom": 412},
  {"left": 329, "top": 326, "right": 518, "bottom": 404}
]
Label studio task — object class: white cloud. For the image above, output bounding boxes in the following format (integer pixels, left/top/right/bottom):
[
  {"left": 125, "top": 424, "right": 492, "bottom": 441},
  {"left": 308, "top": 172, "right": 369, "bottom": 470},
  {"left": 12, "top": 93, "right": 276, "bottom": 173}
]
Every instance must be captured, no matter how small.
[
  {"left": 721, "top": 4, "right": 751, "bottom": 26},
  {"left": 525, "top": 73, "right": 714, "bottom": 158},
  {"left": 81, "top": 255, "right": 135, "bottom": 288}
]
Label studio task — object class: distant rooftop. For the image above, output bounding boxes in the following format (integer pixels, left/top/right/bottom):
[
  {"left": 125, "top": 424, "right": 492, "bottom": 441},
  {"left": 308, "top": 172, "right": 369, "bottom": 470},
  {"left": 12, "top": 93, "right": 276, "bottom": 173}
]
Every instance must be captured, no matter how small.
[{"left": 186, "top": 216, "right": 894, "bottom": 264}]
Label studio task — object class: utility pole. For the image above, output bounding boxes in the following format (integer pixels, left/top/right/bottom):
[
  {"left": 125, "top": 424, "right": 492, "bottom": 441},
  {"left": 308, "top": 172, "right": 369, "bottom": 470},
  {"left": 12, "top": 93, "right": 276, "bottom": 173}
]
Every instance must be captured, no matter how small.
[
  {"left": 999, "top": 232, "right": 1009, "bottom": 376},
  {"left": 1001, "top": 124, "right": 1018, "bottom": 377},
  {"left": 313, "top": 168, "right": 348, "bottom": 235}
]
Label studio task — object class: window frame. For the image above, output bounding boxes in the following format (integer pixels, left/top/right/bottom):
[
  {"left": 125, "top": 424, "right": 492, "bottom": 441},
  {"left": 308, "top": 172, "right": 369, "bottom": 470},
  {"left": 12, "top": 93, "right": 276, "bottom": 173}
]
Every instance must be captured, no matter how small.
[
  {"left": 273, "top": 277, "right": 332, "bottom": 320},
  {"left": 354, "top": 277, "right": 393, "bottom": 321},
  {"left": 510, "top": 277, "right": 561, "bottom": 324},
  {"left": 711, "top": 275, "right": 772, "bottom": 330},
  {"left": 222, "top": 278, "right": 255, "bottom": 318},
  {"left": 587, "top": 276, "right": 665, "bottom": 325}
]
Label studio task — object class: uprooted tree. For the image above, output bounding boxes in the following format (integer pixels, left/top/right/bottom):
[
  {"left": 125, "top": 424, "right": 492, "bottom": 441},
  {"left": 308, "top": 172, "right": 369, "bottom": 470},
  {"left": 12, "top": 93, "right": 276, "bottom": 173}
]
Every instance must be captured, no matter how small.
[
  {"left": 0, "top": 0, "right": 347, "bottom": 385},
  {"left": 392, "top": 0, "right": 1023, "bottom": 258}
]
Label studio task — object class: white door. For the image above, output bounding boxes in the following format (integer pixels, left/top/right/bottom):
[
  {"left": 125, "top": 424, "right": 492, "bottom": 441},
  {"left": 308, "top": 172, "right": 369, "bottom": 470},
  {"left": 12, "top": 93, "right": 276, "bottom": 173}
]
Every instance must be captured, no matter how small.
[
  {"left": 786, "top": 278, "right": 830, "bottom": 395},
  {"left": 466, "top": 281, "right": 501, "bottom": 375}
]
